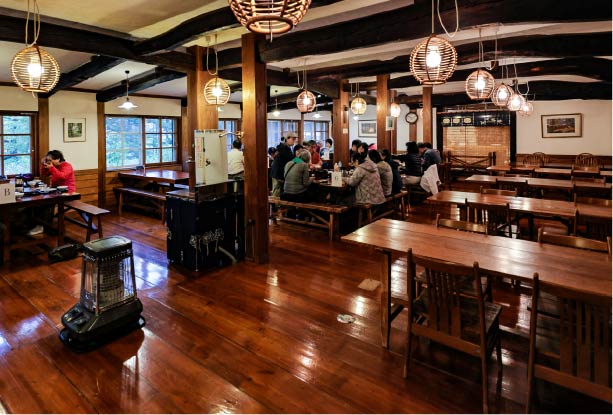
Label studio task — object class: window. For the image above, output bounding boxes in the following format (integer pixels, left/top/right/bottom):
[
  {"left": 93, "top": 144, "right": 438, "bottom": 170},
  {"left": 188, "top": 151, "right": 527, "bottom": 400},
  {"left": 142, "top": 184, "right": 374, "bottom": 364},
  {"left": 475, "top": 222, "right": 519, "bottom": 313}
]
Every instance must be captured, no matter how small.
[
  {"left": 0, "top": 113, "right": 34, "bottom": 176},
  {"left": 267, "top": 120, "right": 299, "bottom": 149},
  {"left": 219, "top": 119, "right": 238, "bottom": 151},
  {"left": 106, "top": 116, "right": 179, "bottom": 169}
]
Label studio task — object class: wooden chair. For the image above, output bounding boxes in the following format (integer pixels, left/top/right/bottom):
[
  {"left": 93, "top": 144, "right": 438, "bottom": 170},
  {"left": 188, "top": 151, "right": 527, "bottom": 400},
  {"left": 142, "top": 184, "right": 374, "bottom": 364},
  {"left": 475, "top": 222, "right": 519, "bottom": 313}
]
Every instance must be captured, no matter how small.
[
  {"left": 496, "top": 178, "right": 529, "bottom": 197},
  {"left": 466, "top": 200, "right": 512, "bottom": 238},
  {"left": 480, "top": 186, "right": 518, "bottom": 197},
  {"left": 522, "top": 154, "right": 544, "bottom": 167},
  {"left": 572, "top": 181, "right": 611, "bottom": 202},
  {"left": 526, "top": 274, "right": 612, "bottom": 412},
  {"left": 537, "top": 228, "right": 611, "bottom": 255},
  {"left": 573, "top": 195, "right": 612, "bottom": 241},
  {"left": 574, "top": 195, "right": 612, "bottom": 206},
  {"left": 532, "top": 152, "right": 549, "bottom": 165},
  {"left": 571, "top": 176, "right": 605, "bottom": 184},
  {"left": 437, "top": 162, "right": 452, "bottom": 191},
  {"left": 574, "top": 153, "right": 600, "bottom": 168},
  {"left": 403, "top": 250, "right": 503, "bottom": 413}
]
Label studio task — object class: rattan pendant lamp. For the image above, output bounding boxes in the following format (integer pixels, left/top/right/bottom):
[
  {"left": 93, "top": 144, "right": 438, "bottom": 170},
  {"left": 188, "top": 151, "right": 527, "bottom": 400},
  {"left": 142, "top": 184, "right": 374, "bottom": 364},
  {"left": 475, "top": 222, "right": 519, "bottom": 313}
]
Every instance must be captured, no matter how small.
[
  {"left": 410, "top": 0, "right": 458, "bottom": 85},
  {"left": 492, "top": 63, "right": 514, "bottom": 107},
  {"left": 203, "top": 37, "right": 231, "bottom": 106},
  {"left": 11, "top": 0, "right": 60, "bottom": 93},
  {"left": 465, "top": 31, "right": 495, "bottom": 100},
  {"left": 296, "top": 66, "right": 315, "bottom": 113},
  {"left": 350, "top": 82, "right": 366, "bottom": 116},
  {"left": 228, "top": 0, "right": 312, "bottom": 39}
]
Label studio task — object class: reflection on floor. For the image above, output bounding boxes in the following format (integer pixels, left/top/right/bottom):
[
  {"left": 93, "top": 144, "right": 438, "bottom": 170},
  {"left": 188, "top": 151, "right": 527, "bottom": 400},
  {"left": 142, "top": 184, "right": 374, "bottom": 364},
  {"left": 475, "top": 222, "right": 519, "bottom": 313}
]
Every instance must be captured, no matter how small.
[{"left": 0, "top": 202, "right": 610, "bottom": 413}]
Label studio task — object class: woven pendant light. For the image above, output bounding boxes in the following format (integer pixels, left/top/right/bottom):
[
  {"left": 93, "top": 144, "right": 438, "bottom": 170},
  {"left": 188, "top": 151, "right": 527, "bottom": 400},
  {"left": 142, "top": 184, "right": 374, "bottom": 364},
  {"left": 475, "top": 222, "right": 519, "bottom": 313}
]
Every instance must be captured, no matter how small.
[
  {"left": 507, "top": 93, "right": 525, "bottom": 112},
  {"left": 390, "top": 102, "right": 401, "bottom": 118},
  {"left": 518, "top": 100, "right": 533, "bottom": 116},
  {"left": 296, "top": 90, "right": 316, "bottom": 113},
  {"left": 350, "top": 97, "right": 366, "bottom": 115},
  {"left": 465, "top": 69, "right": 495, "bottom": 100},
  {"left": 204, "top": 77, "right": 231, "bottom": 105},
  {"left": 11, "top": 1, "right": 60, "bottom": 93},
  {"left": 228, "top": 0, "right": 312, "bottom": 36},
  {"left": 491, "top": 83, "right": 513, "bottom": 107}
]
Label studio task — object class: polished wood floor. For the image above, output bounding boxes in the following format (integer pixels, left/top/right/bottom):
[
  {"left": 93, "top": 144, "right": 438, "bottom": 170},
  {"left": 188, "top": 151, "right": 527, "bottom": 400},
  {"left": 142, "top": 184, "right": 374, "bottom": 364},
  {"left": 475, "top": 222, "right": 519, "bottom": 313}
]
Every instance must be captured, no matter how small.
[{"left": 0, "top": 198, "right": 610, "bottom": 413}]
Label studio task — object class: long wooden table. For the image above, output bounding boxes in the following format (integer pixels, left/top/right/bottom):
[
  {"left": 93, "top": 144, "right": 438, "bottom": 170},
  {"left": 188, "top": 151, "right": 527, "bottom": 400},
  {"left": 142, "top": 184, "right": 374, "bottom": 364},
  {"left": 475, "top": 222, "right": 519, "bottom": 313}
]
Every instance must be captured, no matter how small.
[
  {"left": 0, "top": 191, "right": 81, "bottom": 264},
  {"left": 118, "top": 169, "right": 189, "bottom": 189},
  {"left": 341, "top": 219, "right": 612, "bottom": 348},
  {"left": 465, "top": 174, "right": 612, "bottom": 192}
]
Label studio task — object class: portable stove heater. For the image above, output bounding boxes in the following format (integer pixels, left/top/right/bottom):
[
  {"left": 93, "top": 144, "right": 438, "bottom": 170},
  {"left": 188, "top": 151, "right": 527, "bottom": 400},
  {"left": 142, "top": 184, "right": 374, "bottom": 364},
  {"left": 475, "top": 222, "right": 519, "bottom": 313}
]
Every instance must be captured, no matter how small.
[{"left": 60, "top": 236, "right": 144, "bottom": 350}]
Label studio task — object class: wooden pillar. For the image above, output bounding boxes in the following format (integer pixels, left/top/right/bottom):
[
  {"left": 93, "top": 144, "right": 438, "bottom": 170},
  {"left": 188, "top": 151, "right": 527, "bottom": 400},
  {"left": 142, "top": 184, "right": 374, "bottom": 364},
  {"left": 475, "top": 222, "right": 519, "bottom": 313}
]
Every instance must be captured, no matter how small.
[
  {"left": 332, "top": 80, "right": 349, "bottom": 165},
  {"left": 186, "top": 45, "right": 218, "bottom": 188},
  {"left": 376, "top": 74, "right": 391, "bottom": 151},
  {"left": 422, "top": 86, "right": 432, "bottom": 144},
  {"left": 409, "top": 109, "right": 418, "bottom": 141},
  {"left": 96, "top": 102, "right": 106, "bottom": 208},
  {"left": 390, "top": 90, "right": 397, "bottom": 152},
  {"left": 242, "top": 33, "right": 269, "bottom": 264},
  {"left": 180, "top": 100, "right": 188, "bottom": 171},
  {"left": 37, "top": 97, "right": 49, "bottom": 174}
]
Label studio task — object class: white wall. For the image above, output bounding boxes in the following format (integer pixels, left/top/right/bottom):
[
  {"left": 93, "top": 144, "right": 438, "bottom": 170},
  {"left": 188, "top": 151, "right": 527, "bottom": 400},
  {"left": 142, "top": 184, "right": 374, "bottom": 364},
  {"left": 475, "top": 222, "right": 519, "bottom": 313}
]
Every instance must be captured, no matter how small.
[
  {"left": 266, "top": 108, "right": 332, "bottom": 121},
  {"left": 105, "top": 96, "right": 181, "bottom": 117},
  {"left": 516, "top": 100, "right": 612, "bottom": 155},
  {"left": 219, "top": 103, "right": 242, "bottom": 119},
  {"left": 49, "top": 91, "right": 99, "bottom": 170},
  {"left": 0, "top": 86, "right": 38, "bottom": 111}
]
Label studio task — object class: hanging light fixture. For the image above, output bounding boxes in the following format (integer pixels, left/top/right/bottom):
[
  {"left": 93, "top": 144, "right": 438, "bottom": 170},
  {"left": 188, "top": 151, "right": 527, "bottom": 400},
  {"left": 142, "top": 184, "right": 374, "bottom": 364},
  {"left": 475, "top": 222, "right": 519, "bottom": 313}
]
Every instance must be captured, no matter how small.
[
  {"left": 272, "top": 90, "right": 281, "bottom": 117},
  {"left": 296, "top": 65, "right": 316, "bottom": 113},
  {"left": 390, "top": 102, "right": 401, "bottom": 118},
  {"left": 228, "top": 0, "right": 312, "bottom": 38},
  {"left": 518, "top": 99, "right": 533, "bottom": 116},
  {"left": 203, "top": 36, "right": 230, "bottom": 106},
  {"left": 117, "top": 70, "right": 138, "bottom": 110},
  {"left": 410, "top": 0, "right": 458, "bottom": 85},
  {"left": 507, "top": 93, "right": 525, "bottom": 112},
  {"left": 313, "top": 107, "right": 321, "bottom": 119},
  {"left": 11, "top": 0, "right": 60, "bottom": 93},
  {"left": 465, "top": 32, "right": 495, "bottom": 100},
  {"left": 350, "top": 82, "right": 366, "bottom": 115},
  {"left": 491, "top": 82, "right": 514, "bottom": 107}
]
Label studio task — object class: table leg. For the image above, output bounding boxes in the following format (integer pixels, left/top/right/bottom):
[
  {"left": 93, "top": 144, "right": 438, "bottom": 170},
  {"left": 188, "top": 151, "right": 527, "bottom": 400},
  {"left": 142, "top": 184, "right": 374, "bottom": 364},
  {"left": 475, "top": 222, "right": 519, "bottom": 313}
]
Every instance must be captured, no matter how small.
[
  {"left": 379, "top": 249, "right": 392, "bottom": 348},
  {"left": 57, "top": 201, "right": 65, "bottom": 246},
  {"left": 3, "top": 216, "right": 10, "bottom": 264}
]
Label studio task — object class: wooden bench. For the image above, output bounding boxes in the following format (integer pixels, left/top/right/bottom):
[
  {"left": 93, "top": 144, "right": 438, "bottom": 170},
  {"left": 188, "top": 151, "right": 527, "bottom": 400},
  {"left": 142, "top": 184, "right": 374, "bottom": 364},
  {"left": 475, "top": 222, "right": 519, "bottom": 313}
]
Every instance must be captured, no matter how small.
[
  {"left": 63, "top": 200, "right": 110, "bottom": 242},
  {"left": 357, "top": 190, "right": 408, "bottom": 227},
  {"left": 268, "top": 197, "right": 349, "bottom": 240},
  {"left": 115, "top": 187, "right": 166, "bottom": 223}
]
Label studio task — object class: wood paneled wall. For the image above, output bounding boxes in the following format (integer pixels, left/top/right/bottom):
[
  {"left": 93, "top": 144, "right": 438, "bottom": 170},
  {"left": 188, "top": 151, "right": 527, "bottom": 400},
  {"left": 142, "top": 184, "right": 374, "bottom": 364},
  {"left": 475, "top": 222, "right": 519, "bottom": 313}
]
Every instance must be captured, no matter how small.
[
  {"left": 74, "top": 169, "right": 99, "bottom": 205},
  {"left": 516, "top": 153, "right": 612, "bottom": 166}
]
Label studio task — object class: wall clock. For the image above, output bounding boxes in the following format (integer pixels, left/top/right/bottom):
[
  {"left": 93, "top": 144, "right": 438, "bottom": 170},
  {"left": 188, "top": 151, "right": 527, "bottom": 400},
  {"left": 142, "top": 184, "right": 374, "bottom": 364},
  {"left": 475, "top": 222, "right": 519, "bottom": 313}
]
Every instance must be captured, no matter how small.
[{"left": 405, "top": 112, "right": 418, "bottom": 124}]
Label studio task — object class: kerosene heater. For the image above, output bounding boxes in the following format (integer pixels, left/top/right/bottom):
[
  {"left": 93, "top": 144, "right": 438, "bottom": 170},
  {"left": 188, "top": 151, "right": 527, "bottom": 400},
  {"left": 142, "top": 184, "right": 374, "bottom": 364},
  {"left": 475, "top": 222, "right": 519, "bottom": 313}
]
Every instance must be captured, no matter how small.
[{"left": 59, "top": 236, "right": 145, "bottom": 351}]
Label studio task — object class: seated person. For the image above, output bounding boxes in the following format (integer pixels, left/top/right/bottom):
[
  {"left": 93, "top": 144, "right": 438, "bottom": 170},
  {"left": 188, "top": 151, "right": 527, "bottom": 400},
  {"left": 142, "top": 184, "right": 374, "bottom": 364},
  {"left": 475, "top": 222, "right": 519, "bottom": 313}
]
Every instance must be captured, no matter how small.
[
  {"left": 369, "top": 149, "right": 393, "bottom": 197},
  {"left": 418, "top": 142, "right": 441, "bottom": 171},
  {"left": 227, "top": 140, "right": 244, "bottom": 177},
  {"left": 402, "top": 141, "right": 423, "bottom": 185},
  {"left": 349, "top": 139, "right": 361, "bottom": 160},
  {"left": 281, "top": 149, "right": 316, "bottom": 203},
  {"left": 307, "top": 140, "right": 322, "bottom": 169},
  {"left": 358, "top": 142, "right": 370, "bottom": 156},
  {"left": 346, "top": 152, "right": 385, "bottom": 206}
]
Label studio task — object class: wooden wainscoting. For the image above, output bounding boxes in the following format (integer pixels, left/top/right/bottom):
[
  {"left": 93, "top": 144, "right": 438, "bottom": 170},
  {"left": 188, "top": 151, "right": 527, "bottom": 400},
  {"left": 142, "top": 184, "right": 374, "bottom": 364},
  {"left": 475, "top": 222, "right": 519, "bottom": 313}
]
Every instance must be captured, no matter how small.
[
  {"left": 516, "top": 153, "right": 612, "bottom": 167},
  {"left": 104, "top": 164, "right": 184, "bottom": 210},
  {"left": 74, "top": 168, "right": 99, "bottom": 205}
]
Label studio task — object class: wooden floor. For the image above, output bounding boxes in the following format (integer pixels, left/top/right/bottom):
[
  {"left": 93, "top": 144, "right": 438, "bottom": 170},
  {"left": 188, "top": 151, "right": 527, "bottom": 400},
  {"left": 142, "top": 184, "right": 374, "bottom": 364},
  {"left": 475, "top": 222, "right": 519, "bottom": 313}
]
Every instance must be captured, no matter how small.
[{"left": 0, "top": 198, "right": 610, "bottom": 413}]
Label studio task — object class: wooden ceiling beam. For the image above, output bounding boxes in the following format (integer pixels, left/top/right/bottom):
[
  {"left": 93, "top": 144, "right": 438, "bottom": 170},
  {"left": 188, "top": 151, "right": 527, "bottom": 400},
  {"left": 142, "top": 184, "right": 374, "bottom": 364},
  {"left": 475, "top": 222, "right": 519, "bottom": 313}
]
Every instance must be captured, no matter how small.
[
  {"left": 96, "top": 67, "right": 184, "bottom": 102},
  {"left": 40, "top": 56, "right": 125, "bottom": 98},
  {"left": 258, "top": 0, "right": 611, "bottom": 63}
]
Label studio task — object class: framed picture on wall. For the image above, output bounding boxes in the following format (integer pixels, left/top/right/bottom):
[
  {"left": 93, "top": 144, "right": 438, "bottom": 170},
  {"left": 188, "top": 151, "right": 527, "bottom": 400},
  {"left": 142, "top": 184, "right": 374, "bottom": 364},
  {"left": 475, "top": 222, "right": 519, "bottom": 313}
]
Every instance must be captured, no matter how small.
[
  {"left": 63, "top": 118, "right": 86, "bottom": 142},
  {"left": 358, "top": 120, "right": 376, "bottom": 137},
  {"left": 541, "top": 113, "right": 582, "bottom": 138},
  {"left": 385, "top": 116, "right": 394, "bottom": 131}
]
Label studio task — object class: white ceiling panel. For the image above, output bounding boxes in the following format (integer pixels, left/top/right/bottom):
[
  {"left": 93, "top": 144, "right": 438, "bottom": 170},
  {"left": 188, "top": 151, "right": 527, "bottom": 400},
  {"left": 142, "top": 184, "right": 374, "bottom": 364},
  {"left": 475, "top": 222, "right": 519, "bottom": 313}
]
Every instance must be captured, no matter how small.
[{"left": 74, "top": 61, "right": 157, "bottom": 90}]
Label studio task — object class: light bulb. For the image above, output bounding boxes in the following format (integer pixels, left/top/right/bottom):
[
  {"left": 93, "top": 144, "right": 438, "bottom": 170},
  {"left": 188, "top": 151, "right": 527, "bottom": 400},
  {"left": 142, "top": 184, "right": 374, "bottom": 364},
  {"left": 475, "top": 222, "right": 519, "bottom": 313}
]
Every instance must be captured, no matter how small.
[
  {"left": 507, "top": 94, "right": 524, "bottom": 111},
  {"left": 475, "top": 76, "right": 486, "bottom": 91},
  {"left": 313, "top": 112, "right": 321, "bottom": 119},
  {"left": 273, "top": 109, "right": 280, "bottom": 117},
  {"left": 355, "top": 101, "right": 362, "bottom": 109},
  {"left": 303, "top": 96, "right": 311, "bottom": 105},
  {"left": 390, "top": 103, "right": 401, "bottom": 118},
  {"left": 497, "top": 88, "right": 508, "bottom": 99},
  {"left": 425, "top": 47, "right": 441, "bottom": 68},
  {"left": 27, "top": 62, "right": 43, "bottom": 78},
  {"left": 212, "top": 86, "right": 222, "bottom": 97}
]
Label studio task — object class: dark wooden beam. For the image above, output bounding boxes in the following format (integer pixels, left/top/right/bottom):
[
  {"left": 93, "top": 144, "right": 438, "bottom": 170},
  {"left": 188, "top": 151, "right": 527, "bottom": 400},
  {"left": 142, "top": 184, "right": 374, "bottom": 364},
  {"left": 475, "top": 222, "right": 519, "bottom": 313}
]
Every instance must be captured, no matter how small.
[
  {"left": 96, "top": 67, "right": 184, "bottom": 102},
  {"left": 258, "top": 0, "right": 611, "bottom": 63},
  {"left": 40, "top": 56, "right": 125, "bottom": 98}
]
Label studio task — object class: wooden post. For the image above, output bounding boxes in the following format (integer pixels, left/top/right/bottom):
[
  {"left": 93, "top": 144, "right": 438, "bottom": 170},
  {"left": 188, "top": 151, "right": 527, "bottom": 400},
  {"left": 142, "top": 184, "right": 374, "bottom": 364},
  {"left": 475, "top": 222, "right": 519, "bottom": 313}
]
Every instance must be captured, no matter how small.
[
  {"left": 242, "top": 33, "right": 269, "bottom": 264},
  {"left": 37, "top": 97, "right": 49, "bottom": 174},
  {"left": 376, "top": 74, "right": 391, "bottom": 151},
  {"left": 390, "top": 90, "right": 397, "bottom": 152},
  {"left": 409, "top": 110, "right": 418, "bottom": 141},
  {"left": 186, "top": 45, "right": 218, "bottom": 189},
  {"left": 332, "top": 80, "right": 349, "bottom": 165},
  {"left": 96, "top": 102, "right": 106, "bottom": 208},
  {"left": 422, "top": 86, "right": 432, "bottom": 144},
  {"left": 180, "top": 100, "right": 188, "bottom": 172}
]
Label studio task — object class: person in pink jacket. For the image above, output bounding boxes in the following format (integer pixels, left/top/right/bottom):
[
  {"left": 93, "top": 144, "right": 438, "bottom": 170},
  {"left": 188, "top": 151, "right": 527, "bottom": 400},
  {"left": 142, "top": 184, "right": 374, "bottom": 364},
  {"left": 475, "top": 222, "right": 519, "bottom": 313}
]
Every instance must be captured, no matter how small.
[{"left": 41, "top": 150, "right": 76, "bottom": 193}]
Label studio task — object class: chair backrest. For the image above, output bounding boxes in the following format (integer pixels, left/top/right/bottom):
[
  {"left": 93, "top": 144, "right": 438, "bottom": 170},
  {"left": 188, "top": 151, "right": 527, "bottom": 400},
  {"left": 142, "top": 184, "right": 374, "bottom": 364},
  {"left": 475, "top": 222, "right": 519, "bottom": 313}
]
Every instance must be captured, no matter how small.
[
  {"left": 407, "top": 250, "right": 484, "bottom": 339},
  {"left": 522, "top": 154, "right": 544, "bottom": 167},
  {"left": 496, "top": 178, "right": 529, "bottom": 196},
  {"left": 502, "top": 173, "right": 531, "bottom": 178},
  {"left": 436, "top": 213, "right": 488, "bottom": 234},
  {"left": 480, "top": 186, "right": 518, "bottom": 197},
  {"left": 466, "top": 199, "right": 512, "bottom": 237},
  {"left": 529, "top": 274, "right": 612, "bottom": 402},
  {"left": 537, "top": 228, "right": 611, "bottom": 254},
  {"left": 532, "top": 152, "right": 549, "bottom": 165},
  {"left": 574, "top": 195, "right": 612, "bottom": 207},
  {"left": 574, "top": 153, "right": 600, "bottom": 168},
  {"left": 437, "top": 162, "right": 451, "bottom": 189}
]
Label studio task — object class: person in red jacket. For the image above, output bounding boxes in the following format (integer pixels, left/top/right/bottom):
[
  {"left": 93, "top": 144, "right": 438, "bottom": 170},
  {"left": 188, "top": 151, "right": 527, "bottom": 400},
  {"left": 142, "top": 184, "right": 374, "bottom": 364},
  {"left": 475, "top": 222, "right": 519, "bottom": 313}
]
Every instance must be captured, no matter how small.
[
  {"left": 41, "top": 150, "right": 76, "bottom": 193},
  {"left": 27, "top": 150, "right": 76, "bottom": 235}
]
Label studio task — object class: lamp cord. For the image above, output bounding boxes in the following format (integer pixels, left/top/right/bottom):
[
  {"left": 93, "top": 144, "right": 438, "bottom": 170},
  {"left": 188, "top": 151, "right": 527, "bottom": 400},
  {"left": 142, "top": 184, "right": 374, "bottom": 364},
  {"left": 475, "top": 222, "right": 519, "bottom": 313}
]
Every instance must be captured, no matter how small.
[
  {"left": 205, "top": 34, "right": 219, "bottom": 76},
  {"left": 436, "top": 0, "right": 459, "bottom": 38},
  {"left": 25, "top": 0, "right": 41, "bottom": 46}
]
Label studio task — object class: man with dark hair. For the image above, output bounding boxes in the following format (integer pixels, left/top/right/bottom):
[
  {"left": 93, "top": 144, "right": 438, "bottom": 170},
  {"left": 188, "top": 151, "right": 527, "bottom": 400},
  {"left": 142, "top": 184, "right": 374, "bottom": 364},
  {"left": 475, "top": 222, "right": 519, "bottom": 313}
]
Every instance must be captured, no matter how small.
[
  {"left": 270, "top": 132, "right": 297, "bottom": 197},
  {"left": 418, "top": 142, "right": 441, "bottom": 171}
]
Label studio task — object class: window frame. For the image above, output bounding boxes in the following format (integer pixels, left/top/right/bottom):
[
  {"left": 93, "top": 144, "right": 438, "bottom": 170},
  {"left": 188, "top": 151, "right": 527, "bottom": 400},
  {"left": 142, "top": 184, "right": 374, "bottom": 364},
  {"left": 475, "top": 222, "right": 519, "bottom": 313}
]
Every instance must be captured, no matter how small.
[
  {"left": 0, "top": 111, "right": 37, "bottom": 177},
  {"left": 105, "top": 114, "right": 180, "bottom": 170}
]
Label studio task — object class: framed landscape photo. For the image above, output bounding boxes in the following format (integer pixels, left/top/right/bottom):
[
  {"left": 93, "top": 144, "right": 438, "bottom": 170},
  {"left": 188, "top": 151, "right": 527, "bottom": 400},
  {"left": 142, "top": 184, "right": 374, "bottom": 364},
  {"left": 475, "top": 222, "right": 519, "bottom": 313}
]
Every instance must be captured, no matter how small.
[
  {"left": 64, "top": 118, "right": 86, "bottom": 142},
  {"left": 541, "top": 113, "right": 582, "bottom": 138},
  {"left": 358, "top": 120, "right": 376, "bottom": 137}
]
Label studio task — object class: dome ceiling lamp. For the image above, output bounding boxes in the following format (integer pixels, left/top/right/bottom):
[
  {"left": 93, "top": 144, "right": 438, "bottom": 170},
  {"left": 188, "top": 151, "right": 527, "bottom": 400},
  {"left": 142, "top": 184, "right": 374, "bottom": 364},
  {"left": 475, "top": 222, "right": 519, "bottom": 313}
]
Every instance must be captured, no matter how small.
[
  {"left": 296, "top": 65, "right": 316, "bottom": 113},
  {"left": 203, "top": 36, "right": 231, "bottom": 106},
  {"left": 228, "top": 0, "right": 312, "bottom": 40},
  {"left": 350, "top": 82, "right": 366, "bottom": 116},
  {"left": 117, "top": 70, "right": 138, "bottom": 110},
  {"left": 390, "top": 102, "right": 401, "bottom": 118},
  {"left": 11, "top": 0, "right": 60, "bottom": 93},
  {"left": 410, "top": 0, "right": 459, "bottom": 85},
  {"left": 272, "top": 89, "right": 281, "bottom": 117},
  {"left": 465, "top": 30, "right": 495, "bottom": 100}
]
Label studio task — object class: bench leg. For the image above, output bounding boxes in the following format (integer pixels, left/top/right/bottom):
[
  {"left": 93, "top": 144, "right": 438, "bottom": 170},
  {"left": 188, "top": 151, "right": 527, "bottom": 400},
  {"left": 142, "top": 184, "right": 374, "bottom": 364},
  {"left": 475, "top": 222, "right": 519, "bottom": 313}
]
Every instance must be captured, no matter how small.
[
  {"left": 118, "top": 192, "right": 124, "bottom": 216},
  {"left": 97, "top": 216, "right": 103, "bottom": 239},
  {"left": 161, "top": 203, "right": 166, "bottom": 224},
  {"left": 328, "top": 213, "right": 334, "bottom": 241},
  {"left": 85, "top": 214, "right": 94, "bottom": 242},
  {"left": 400, "top": 196, "right": 407, "bottom": 220}
]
